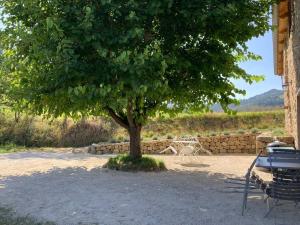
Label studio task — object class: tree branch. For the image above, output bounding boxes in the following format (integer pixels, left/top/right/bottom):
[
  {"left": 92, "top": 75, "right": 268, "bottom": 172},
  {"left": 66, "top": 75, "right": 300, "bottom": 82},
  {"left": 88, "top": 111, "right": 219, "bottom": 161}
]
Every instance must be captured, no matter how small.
[
  {"left": 127, "top": 99, "right": 135, "bottom": 128},
  {"left": 106, "top": 107, "right": 129, "bottom": 130}
]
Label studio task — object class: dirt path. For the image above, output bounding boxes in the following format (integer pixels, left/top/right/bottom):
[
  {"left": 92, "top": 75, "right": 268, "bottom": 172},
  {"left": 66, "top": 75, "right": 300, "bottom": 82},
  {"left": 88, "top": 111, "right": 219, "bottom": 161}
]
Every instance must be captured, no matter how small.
[{"left": 0, "top": 152, "right": 299, "bottom": 225}]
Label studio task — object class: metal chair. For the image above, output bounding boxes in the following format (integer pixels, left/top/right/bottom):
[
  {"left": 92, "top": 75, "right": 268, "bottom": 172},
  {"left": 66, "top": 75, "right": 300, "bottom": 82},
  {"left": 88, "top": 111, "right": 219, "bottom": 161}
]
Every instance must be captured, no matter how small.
[
  {"left": 225, "top": 151, "right": 266, "bottom": 215},
  {"left": 264, "top": 151, "right": 300, "bottom": 217}
]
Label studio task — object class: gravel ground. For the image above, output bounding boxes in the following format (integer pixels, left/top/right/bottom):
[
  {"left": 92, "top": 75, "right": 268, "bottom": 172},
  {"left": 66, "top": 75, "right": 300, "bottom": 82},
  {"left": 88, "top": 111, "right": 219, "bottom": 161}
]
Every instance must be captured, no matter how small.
[{"left": 0, "top": 151, "right": 299, "bottom": 225}]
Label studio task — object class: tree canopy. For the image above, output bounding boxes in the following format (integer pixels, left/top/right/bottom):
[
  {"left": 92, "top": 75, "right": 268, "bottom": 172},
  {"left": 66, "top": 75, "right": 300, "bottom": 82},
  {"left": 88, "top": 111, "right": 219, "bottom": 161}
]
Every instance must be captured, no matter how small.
[{"left": 0, "top": 0, "right": 274, "bottom": 158}]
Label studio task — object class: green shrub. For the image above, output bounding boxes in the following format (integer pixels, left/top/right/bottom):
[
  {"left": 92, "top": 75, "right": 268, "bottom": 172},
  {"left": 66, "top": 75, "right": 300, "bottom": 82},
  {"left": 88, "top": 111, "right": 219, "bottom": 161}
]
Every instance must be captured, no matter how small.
[
  {"left": 0, "top": 143, "right": 26, "bottom": 154},
  {"left": 251, "top": 128, "right": 259, "bottom": 134},
  {"left": 60, "top": 120, "right": 112, "bottom": 147},
  {"left": 105, "top": 155, "right": 166, "bottom": 171},
  {"left": 144, "top": 131, "right": 154, "bottom": 138},
  {"left": 152, "top": 136, "right": 158, "bottom": 140},
  {"left": 166, "top": 134, "right": 174, "bottom": 139},
  {"left": 210, "top": 132, "right": 216, "bottom": 136},
  {"left": 237, "top": 129, "right": 245, "bottom": 134},
  {"left": 116, "top": 135, "right": 125, "bottom": 142},
  {"left": 109, "top": 138, "right": 119, "bottom": 143},
  {"left": 272, "top": 128, "right": 285, "bottom": 137},
  {"left": 223, "top": 132, "right": 230, "bottom": 136}
]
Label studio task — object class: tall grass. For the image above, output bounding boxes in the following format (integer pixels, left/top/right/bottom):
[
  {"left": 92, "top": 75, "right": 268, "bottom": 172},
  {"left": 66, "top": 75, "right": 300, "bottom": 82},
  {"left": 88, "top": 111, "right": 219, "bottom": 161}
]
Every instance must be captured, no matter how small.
[
  {"left": 142, "top": 110, "right": 284, "bottom": 137},
  {"left": 0, "top": 110, "right": 114, "bottom": 148},
  {"left": 0, "top": 109, "right": 285, "bottom": 148}
]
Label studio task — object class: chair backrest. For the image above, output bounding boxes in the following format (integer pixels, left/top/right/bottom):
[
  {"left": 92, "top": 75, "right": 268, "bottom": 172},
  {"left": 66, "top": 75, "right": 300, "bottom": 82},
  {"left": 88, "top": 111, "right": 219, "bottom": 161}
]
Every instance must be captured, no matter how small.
[
  {"left": 271, "top": 148, "right": 299, "bottom": 154},
  {"left": 268, "top": 170, "right": 300, "bottom": 202},
  {"left": 266, "top": 150, "right": 300, "bottom": 202}
]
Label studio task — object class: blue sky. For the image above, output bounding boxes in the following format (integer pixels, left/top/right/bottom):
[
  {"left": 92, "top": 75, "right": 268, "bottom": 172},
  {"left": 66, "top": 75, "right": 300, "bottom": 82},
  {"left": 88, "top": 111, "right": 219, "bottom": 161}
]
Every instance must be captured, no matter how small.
[{"left": 236, "top": 31, "right": 282, "bottom": 99}]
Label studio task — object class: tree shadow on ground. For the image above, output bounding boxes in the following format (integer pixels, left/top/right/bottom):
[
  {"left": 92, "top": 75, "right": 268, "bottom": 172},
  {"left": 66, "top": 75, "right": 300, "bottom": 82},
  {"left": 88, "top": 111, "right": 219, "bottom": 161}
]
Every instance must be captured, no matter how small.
[
  {"left": 0, "top": 152, "right": 110, "bottom": 161},
  {"left": 0, "top": 165, "right": 299, "bottom": 225}
]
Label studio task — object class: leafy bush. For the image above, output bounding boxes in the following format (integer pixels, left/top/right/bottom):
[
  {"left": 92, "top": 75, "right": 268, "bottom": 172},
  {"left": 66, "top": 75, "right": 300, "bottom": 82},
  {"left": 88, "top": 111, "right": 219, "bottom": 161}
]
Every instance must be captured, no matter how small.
[
  {"left": 0, "top": 143, "right": 26, "bottom": 154},
  {"left": 116, "top": 135, "right": 125, "bottom": 142},
  {"left": 144, "top": 131, "right": 154, "bottom": 138},
  {"left": 0, "top": 111, "right": 113, "bottom": 147},
  {"left": 166, "top": 134, "right": 174, "bottom": 139},
  {"left": 237, "top": 129, "right": 245, "bottom": 134},
  {"left": 60, "top": 120, "right": 112, "bottom": 147},
  {"left": 251, "top": 128, "right": 259, "bottom": 134},
  {"left": 223, "top": 132, "right": 230, "bottom": 136},
  {"left": 152, "top": 136, "right": 158, "bottom": 140},
  {"left": 105, "top": 155, "right": 166, "bottom": 171}
]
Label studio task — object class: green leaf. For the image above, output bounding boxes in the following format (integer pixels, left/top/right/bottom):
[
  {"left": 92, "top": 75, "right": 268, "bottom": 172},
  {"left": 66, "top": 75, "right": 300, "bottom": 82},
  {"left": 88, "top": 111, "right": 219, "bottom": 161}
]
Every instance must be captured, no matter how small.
[{"left": 46, "top": 17, "right": 54, "bottom": 31}]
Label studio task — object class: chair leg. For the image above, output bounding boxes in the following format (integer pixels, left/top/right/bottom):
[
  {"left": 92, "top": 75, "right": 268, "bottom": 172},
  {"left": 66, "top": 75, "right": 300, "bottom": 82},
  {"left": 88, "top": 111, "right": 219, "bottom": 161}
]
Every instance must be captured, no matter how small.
[
  {"left": 265, "top": 198, "right": 275, "bottom": 218},
  {"left": 262, "top": 194, "right": 267, "bottom": 204},
  {"left": 242, "top": 185, "right": 249, "bottom": 215}
]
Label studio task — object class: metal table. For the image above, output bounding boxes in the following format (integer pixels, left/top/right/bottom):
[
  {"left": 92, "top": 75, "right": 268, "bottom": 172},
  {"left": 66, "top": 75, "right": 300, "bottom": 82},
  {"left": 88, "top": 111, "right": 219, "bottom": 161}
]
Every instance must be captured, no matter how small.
[
  {"left": 255, "top": 146, "right": 300, "bottom": 170},
  {"left": 255, "top": 156, "right": 300, "bottom": 170}
]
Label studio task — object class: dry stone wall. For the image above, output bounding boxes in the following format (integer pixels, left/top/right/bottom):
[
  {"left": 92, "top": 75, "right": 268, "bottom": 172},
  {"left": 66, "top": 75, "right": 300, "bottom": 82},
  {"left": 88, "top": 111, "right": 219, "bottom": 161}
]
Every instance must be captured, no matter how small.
[
  {"left": 197, "top": 134, "right": 256, "bottom": 154},
  {"left": 88, "top": 133, "right": 293, "bottom": 155},
  {"left": 282, "top": 0, "right": 300, "bottom": 148},
  {"left": 88, "top": 140, "right": 173, "bottom": 155},
  {"left": 256, "top": 135, "right": 295, "bottom": 154}
]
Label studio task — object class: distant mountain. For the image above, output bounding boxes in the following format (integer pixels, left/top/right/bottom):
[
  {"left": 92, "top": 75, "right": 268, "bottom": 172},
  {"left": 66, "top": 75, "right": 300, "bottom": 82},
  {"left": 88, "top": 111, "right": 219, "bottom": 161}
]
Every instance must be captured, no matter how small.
[{"left": 212, "top": 89, "right": 284, "bottom": 112}]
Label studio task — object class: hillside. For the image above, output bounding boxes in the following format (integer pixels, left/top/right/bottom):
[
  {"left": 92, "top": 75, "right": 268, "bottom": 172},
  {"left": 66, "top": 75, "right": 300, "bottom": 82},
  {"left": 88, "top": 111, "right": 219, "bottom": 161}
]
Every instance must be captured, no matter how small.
[{"left": 212, "top": 89, "right": 284, "bottom": 112}]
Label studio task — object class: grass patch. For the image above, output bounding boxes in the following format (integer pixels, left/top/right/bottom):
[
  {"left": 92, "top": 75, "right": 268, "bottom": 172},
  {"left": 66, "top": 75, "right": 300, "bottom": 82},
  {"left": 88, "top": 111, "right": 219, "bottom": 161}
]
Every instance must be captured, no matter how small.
[
  {"left": 0, "top": 144, "right": 26, "bottom": 154},
  {"left": 141, "top": 110, "right": 284, "bottom": 137},
  {"left": 251, "top": 128, "right": 259, "bottom": 134},
  {"left": 0, "top": 207, "right": 99, "bottom": 225},
  {"left": 0, "top": 207, "right": 55, "bottom": 225},
  {"left": 237, "top": 129, "right": 245, "bottom": 134},
  {"left": 272, "top": 128, "right": 286, "bottom": 136},
  {"left": 105, "top": 155, "right": 166, "bottom": 172}
]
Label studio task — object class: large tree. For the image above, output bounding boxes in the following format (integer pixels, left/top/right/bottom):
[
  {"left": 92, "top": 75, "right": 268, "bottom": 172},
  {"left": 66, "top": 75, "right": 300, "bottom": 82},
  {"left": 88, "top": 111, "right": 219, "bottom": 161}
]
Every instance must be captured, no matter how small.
[{"left": 0, "top": 0, "right": 274, "bottom": 158}]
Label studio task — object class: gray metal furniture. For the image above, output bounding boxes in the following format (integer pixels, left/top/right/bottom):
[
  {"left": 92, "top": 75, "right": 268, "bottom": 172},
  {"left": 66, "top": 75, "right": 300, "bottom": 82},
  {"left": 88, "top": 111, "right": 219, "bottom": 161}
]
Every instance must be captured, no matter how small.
[
  {"left": 225, "top": 151, "right": 266, "bottom": 215},
  {"left": 226, "top": 147, "right": 300, "bottom": 216},
  {"left": 264, "top": 150, "right": 300, "bottom": 216},
  {"left": 256, "top": 149, "right": 300, "bottom": 169},
  {"left": 241, "top": 151, "right": 265, "bottom": 215}
]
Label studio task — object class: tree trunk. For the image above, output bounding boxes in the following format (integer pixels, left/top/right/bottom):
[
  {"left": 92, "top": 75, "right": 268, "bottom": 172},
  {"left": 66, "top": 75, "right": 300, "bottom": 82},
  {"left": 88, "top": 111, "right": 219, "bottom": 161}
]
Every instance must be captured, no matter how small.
[
  {"left": 106, "top": 106, "right": 143, "bottom": 159},
  {"left": 128, "top": 125, "right": 142, "bottom": 159}
]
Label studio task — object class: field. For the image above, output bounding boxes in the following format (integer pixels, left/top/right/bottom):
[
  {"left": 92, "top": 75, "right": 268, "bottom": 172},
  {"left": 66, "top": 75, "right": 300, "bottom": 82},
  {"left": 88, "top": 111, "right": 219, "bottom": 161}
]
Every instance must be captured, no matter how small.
[
  {"left": 0, "top": 109, "right": 285, "bottom": 150},
  {"left": 141, "top": 110, "right": 285, "bottom": 139}
]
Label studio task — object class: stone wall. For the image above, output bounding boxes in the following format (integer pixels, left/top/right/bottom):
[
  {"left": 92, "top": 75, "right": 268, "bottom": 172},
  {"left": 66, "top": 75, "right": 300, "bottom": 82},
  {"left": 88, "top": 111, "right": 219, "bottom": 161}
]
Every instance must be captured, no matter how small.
[
  {"left": 198, "top": 134, "right": 257, "bottom": 154},
  {"left": 88, "top": 140, "right": 173, "bottom": 155},
  {"left": 89, "top": 133, "right": 281, "bottom": 155},
  {"left": 88, "top": 133, "right": 295, "bottom": 155},
  {"left": 282, "top": 0, "right": 300, "bottom": 148},
  {"left": 255, "top": 135, "right": 295, "bottom": 154}
]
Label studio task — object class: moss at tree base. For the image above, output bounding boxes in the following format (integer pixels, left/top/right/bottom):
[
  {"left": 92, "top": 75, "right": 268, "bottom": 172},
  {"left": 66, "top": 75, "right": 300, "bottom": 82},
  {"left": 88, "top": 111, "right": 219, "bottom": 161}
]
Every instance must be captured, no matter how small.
[{"left": 105, "top": 155, "right": 166, "bottom": 172}]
